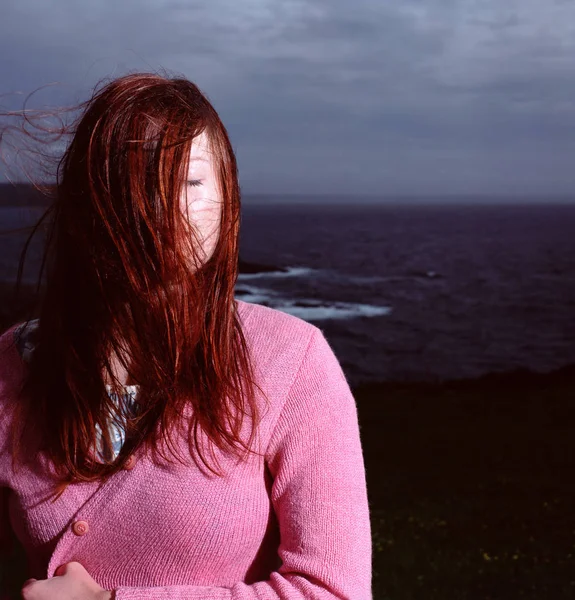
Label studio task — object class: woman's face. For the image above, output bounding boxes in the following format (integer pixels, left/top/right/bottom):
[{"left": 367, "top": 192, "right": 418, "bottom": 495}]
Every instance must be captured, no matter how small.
[{"left": 180, "top": 130, "right": 222, "bottom": 269}]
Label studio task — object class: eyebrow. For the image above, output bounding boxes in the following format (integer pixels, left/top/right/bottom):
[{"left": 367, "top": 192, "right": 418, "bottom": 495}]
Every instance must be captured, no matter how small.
[{"left": 189, "top": 157, "right": 208, "bottom": 162}]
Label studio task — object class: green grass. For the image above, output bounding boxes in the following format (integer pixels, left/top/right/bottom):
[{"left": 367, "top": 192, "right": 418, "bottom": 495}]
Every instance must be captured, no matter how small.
[
  {"left": 360, "top": 368, "right": 575, "bottom": 599},
  {"left": 370, "top": 487, "right": 575, "bottom": 599}
]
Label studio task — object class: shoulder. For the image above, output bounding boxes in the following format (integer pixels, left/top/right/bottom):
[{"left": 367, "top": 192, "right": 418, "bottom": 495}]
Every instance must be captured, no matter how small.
[
  {"left": 0, "top": 321, "right": 31, "bottom": 372},
  {"left": 5, "top": 319, "right": 39, "bottom": 364},
  {"left": 236, "top": 298, "right": 349, "bottom": 386},
  {"left": 235, "top": 298, "right": 326, "bottom": 395},
  {"left": 236, "top": 298, "right": 319, "bottom": 358},
  {"left": 0, "top": 322, "right": 31, "bottom": 453}
]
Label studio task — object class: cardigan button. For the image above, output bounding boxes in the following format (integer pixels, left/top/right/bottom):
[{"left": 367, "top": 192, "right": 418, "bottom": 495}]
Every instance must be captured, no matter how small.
[
  {"left": 72, "top": 520, "right": 89, "bottom": 536},
  {"left": 124, "top": 455, "right": 136, "bottom": 470}
]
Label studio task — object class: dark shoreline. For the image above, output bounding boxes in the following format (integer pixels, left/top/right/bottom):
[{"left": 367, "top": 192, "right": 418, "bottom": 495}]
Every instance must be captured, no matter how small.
[{"left": 2, "top": 279, "right": 574, "bottom": 390}]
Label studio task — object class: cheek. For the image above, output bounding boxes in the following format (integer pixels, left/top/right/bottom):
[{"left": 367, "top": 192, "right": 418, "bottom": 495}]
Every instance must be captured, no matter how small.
[
  {"left": 193, "top": 200, "right": 221, "bottom": 234},
  {"left": 185, "top": 185, "right": 222, "bottom": 251}
]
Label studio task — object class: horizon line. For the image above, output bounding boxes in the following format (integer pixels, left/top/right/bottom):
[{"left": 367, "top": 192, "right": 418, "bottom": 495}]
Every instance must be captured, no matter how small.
[{"left": 1, "top": 182, "right": 574, "bottom": 201}]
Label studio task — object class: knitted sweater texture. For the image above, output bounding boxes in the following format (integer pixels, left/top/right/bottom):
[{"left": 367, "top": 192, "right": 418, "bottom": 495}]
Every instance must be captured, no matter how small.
[{"left": 0, "top": 300, "right": 372, "bottom": 599}]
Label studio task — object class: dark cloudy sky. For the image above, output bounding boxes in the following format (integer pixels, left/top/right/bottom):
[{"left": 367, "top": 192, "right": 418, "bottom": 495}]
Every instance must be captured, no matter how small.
[{"left": 1, "top": 0, "right": 574, "bottom": 197}]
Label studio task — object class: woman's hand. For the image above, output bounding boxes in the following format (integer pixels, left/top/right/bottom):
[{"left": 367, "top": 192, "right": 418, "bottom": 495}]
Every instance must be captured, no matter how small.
[{"left": 20, "top": 561, "right": 113, "bottom": 600}]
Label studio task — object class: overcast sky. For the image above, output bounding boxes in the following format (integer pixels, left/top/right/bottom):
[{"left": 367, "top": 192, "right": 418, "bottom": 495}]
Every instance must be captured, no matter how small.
[{"left": 1, "top": 0, "right": 575, "bottom": 197}]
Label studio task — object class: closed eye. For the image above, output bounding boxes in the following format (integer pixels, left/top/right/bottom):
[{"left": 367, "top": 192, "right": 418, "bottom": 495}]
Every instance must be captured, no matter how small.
[{"left": 187, "top": 179, "right": 203, "bottom": 187}]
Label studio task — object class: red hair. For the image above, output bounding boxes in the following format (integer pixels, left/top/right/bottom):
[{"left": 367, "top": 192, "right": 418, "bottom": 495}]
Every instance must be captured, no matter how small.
[{"left": 0, "top": 71, "right": 268, "bottom": 501}]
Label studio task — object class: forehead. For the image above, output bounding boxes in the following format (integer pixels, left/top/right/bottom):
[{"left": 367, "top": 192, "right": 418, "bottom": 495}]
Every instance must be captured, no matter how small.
[{"left": 189, "top": 130, "right": 212, "bottom": 161}]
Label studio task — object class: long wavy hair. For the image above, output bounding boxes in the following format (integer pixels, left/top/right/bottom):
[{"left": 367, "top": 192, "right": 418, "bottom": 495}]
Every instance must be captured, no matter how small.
[{"left": 0, "top": 71, "right": 268, "bottom": 502}]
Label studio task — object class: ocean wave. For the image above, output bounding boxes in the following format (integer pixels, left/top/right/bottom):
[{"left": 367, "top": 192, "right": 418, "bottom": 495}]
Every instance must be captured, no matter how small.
[
  {"left": 277, "top": 300, "right": 392, "bottom": 321},
  {"left": 235, "top": 285, "right": 391, "bottom": 321},
  {"left": 237, "top": 266, "right": 315, "bottom": 280}
]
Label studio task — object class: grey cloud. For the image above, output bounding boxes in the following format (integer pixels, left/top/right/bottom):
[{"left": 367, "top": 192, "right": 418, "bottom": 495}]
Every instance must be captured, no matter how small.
[{"left": 1, "top": 0, "right": 574, "bottom": 195}]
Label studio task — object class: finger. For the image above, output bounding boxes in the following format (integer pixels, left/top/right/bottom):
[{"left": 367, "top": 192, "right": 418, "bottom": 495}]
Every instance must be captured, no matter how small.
[
  {"left": 21, "top": 578, "right": 37, "bottom": 597},
  {"left": 55, "top": 561, "right": 80, "bottom": 576}
]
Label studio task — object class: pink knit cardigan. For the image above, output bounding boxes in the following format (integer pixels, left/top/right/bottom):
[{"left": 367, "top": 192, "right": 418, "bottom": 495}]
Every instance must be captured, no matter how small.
[{"left": 0, "top": 300, "right": 372, "bottom": 599}]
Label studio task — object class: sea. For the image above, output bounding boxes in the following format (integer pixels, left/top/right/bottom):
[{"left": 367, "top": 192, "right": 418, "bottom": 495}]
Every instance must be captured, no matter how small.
[{"left": 1, "top": 199, "right": 575, "bottom": 387}]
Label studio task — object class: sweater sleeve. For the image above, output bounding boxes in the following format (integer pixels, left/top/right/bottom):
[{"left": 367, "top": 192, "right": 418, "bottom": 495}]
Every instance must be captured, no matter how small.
[
  {"left": 0, "top": 489, "right": 26, "bottom": 600},
  {"left": 0, "top": 327, "right": 14, "bottom": 597},
  {"left": 113, "top": 326, "right": 373, "bottom": 600},
  {"left": 1, "top": 327, "right": 27, "bottom": 600},
  {"left": 0, "top": 486, "right": 15, "bottom": 600}
]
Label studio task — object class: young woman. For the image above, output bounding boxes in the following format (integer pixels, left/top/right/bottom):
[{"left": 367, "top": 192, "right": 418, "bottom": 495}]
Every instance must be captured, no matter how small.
[{"left": 0, "top": 72, "right": 372, "bottom": 599}]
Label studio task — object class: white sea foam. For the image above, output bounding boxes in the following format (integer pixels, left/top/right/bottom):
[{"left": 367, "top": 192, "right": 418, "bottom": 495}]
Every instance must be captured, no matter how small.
[
  {"left": 234, "top": 284, "right": 278, "bottom": 305},
  {"left": 238, "top": 267, "right": 391, "bottom": 285},
  {"left": 277, "top": 300, "right": 392, "bottom": 321},
  {"left": 235, "top": 285, "right": 392, "bottom": 320},
  {"left": 235, "top": 267, "right": 391, "bottom": 320},
  {"left": 237, "top": 266, "right": 315, "bottom": 280}
]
